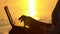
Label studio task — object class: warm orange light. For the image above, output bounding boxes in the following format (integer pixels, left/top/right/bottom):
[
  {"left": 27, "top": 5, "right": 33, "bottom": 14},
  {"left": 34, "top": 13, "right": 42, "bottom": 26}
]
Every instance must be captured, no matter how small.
[{"left": 13, "top": 0, "right": 58, "bottom": 27}]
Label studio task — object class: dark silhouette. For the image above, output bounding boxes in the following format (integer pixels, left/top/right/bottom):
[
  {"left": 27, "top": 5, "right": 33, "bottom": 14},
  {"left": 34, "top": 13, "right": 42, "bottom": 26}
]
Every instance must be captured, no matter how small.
[
  {"left": 19, "top": 15, "right": 52, "bottom": 34},
  {"left": 4, "top": 6, "right": 52, "bottom": 34},
  {"left": 49, "top": 0, "right": 60, "bottom": 34},
  {"left": 4, "top": 6, "right": 40, "bottom": 34}
]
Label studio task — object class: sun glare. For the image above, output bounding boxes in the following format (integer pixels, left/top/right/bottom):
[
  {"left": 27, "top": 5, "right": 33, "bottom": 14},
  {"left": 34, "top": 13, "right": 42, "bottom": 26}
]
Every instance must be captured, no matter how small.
[{"left": 28, "top": 0, "right": 36, "bottom": 17}]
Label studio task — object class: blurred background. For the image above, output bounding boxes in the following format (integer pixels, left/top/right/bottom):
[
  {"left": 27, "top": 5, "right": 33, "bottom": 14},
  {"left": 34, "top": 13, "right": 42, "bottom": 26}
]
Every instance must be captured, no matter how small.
[{"left": 0, "top": 0, "right": 58, "bottom": 34}]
